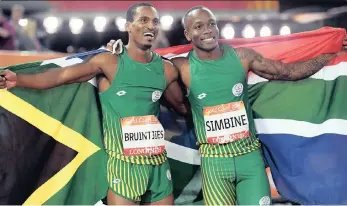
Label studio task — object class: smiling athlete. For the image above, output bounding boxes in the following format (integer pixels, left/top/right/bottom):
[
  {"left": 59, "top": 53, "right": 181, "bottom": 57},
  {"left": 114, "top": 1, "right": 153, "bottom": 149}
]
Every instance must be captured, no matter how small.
[
  {"left": 167, "top": 6, "right": 346, "bottom": 205},
  {"left": 0, "top": 3, "right": 187, "bottom": 205}
]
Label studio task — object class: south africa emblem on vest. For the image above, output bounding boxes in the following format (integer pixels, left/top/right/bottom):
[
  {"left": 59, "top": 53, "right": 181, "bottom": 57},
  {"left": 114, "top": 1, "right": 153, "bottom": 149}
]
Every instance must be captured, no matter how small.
[
  {"left": 166, "top": 169, "right": 172, "bottom": 180},
  {"left": 152, "top": 90, "right": 162, "bottom": 102},
  {"left": 232, "top": 83, "right": 243, "bottom": 97}
]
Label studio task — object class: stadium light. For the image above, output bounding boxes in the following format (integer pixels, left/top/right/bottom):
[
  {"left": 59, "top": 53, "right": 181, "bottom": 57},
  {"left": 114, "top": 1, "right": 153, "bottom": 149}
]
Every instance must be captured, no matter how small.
[
  {"left": 94, "top": 16, "right": 107, "bottom": 32},
  {"left": 69, "top": 18, "right": 84, "bottom": 35},
  {"left": 43, "top": 16, "right": 59, "bottom": 34},
  {"left": 221, "top": 24, "right": 235, "bottom": 39},
  {"left": 280, "top": 25, "right": 291, "bottom": 35},
  {"left": 260, "top": 25, "right": 272, "bottom": 37},
  {"left": 116, "top": 17, "right": 126, "bottom": 32},
  {"left": 242, "top": 24, "right": 255, "bottom": 38},
  {"left": 19, "top": 18, "right": 28, "bottom": 27},
  {"left": 160, "top": 15, "right": 174, "bottom": 31}
]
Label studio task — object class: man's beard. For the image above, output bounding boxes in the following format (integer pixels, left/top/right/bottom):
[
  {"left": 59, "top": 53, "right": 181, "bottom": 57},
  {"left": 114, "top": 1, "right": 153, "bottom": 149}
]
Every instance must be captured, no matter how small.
[{"left": 141, "top": 43, "right": 152, "bottom": 50}]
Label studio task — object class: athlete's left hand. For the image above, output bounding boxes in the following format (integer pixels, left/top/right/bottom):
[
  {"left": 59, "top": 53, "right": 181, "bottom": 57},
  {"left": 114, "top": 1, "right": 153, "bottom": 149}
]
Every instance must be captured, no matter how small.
[
  {"left": 106, "top": 39, "right": 117, "bottom": 51},
  {"left": 105, "top": 39, "right": 123, "bottom": 55}
]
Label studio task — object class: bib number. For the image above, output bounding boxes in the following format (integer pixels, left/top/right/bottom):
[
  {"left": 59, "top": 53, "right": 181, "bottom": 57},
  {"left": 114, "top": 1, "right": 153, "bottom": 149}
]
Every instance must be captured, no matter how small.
[
  {"left": 121, "top": 115, "right": 165, "bottom": 156},
  {"left": 203, "top": 101, "right": 250, "bottom": 144}
]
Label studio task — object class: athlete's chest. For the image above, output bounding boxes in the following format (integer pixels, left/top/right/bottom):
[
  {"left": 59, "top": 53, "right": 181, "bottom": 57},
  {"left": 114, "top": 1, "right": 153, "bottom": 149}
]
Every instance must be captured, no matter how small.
[
  {"left": 109, "top": 70, "right": 166, "bottom": 105},
  {"left": 189, "top": 65, "right": 246, "bottom": 105}
]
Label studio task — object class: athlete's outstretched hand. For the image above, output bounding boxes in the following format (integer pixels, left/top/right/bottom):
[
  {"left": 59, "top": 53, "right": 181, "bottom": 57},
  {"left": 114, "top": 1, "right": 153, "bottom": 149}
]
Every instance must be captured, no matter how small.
[{"left": 0, "top": 69, "right": 17, "bottom": 89}]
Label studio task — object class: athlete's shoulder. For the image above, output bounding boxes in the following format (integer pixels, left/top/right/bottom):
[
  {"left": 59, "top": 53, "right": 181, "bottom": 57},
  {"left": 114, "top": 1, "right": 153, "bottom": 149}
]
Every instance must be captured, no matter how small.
[
  {"left": 90, "top": 51, "right": 118, "bottom": 63},
  {"left": 161, "top": 57, "right": 179, "bottom": 74},
  {"left": 220, "top": 43, "right": 236, "bottom": 50},
  {"left": 161, "top": 56, "right": 174, "bottom": 68},
  {"left": 170, "top": 56, "right": 189, "bottom": 67},
  {"left": 83, "top": 51, "right": 119, "bottom": 74},
  {"left": 150, "top": 50, "right": 163, "bottom": 60},
  {"left": 221, "top": 43, "right": 245, "bottom": 60}
]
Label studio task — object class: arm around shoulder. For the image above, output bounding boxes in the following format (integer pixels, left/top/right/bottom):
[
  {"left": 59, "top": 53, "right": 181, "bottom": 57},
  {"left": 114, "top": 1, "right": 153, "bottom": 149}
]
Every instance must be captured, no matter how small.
[{"left": 162, "top": 58, "right": 190, "bottom": 115}]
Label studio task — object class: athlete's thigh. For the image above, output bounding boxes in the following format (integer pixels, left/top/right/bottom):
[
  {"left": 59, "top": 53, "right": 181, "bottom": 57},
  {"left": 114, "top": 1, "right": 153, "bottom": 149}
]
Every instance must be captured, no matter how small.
[
  {"left": 107, "top": 189, "right": 137, "bottom": 205},
  {"left": 142, "top": 194, "right": 174, "bottom": 205},
  {"left": 235, "top": 150, "right": 271, "bottom": 205},
  {"left": 201, "top": 157, "right": 236, "bottom": 206},
  {"left": 142, "top": 160, "right": 173, "bottom": 205},
  {"left": 107, "top": 156, "right": 150, "bottom": 203}
]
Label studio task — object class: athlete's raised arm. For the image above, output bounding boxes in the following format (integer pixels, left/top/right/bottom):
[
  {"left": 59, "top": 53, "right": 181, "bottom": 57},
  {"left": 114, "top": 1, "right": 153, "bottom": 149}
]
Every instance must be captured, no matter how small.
[
  {"left": 0, "top": 52, "right": 115, "bottom": 90},
  {"left": 235, "top": 47, "right": 340, "bottom": 81}
]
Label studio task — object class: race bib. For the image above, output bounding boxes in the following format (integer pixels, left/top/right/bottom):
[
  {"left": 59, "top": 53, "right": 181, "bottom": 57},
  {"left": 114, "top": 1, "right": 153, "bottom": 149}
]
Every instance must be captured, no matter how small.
[
  {"left": 203, "top": 101, "right": 250, "bottom": 144},
  {"left": 121, "top": 115, "right": 165, "bottom": 156}
]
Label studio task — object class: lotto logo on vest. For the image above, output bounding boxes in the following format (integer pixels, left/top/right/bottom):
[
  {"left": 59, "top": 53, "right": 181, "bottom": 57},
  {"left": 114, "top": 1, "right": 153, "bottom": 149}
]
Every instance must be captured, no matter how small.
[
  {"left": 232, "top": 83, "right": 243, "bottom": 97},
  {"left": 116, "top": 90, "right": 127, "bottom": 96},
  {"left": 152, "top": 90, "right": 162, "bottom": 102}
]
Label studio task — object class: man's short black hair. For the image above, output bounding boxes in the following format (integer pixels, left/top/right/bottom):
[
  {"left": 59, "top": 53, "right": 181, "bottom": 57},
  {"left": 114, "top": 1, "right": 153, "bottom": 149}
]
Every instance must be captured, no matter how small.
[
  {"left": 183, "top": 6, "right": 205, "bottom": 28},
  {"left": 126, "top": 2, "right": 154, "bottom": 22}
]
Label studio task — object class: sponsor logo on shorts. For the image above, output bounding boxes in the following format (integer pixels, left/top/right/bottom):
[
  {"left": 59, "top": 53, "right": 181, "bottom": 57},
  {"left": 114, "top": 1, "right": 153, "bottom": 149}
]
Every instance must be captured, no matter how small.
[
  {"left": 152, "top": 90, "right": 162, "bottom": 102},
  {"left": 113, "top": 179, "right": 121, "bottom": 184},
  {"left": 259, "top": 196, "right": 270, "bottom": 206},
  {"left": 166, "top": 169, "right": 171, "bottom": 180},
  {"left": 232, "top": 83, "right": 243, "bottom": 97}
]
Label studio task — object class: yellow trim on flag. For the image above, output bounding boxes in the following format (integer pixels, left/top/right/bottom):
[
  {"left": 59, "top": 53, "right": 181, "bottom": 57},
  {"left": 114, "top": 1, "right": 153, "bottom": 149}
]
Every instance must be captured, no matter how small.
[{"left": 0, "top": 89, "right": 101, "bottom": 205}]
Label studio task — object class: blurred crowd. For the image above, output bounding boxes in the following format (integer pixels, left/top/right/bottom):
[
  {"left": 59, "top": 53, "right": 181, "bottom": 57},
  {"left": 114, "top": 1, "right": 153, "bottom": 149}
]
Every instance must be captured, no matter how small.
[
  {"left": 0, "top": 4, "right": 43, "bottom": 52},
  {"left": 0, "top": 4, "right": 170, "bottom": 53}
]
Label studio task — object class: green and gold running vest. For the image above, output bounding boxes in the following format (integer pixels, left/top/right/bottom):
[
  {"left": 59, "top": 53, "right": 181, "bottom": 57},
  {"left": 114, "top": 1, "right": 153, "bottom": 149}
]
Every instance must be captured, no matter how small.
[
  {"left": 99, "top": 48, "right": 167, "bottom": 165},
  {"left": 187, "top": 44, "right": 260, "bottom": 157}
]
